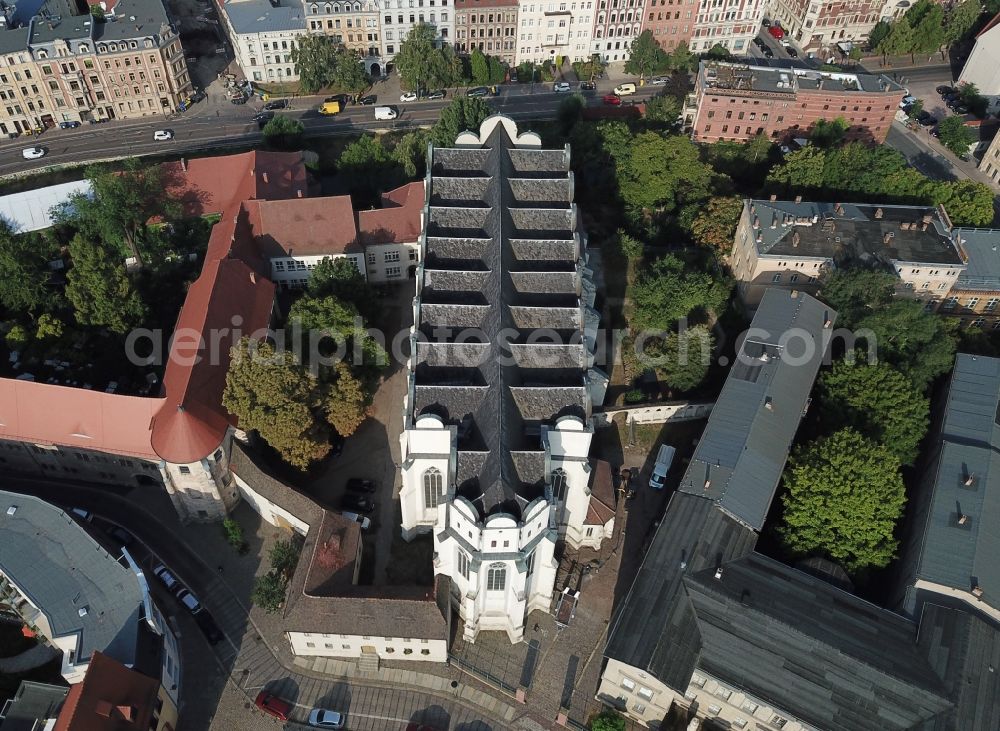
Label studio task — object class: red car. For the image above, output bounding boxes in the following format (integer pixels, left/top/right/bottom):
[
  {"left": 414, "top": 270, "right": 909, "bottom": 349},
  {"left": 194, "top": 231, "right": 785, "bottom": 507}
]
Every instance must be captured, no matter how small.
[
  {"left": 603, "top": 93, "right": 622, "bottom": 106},
  {"left": 768, "top": 24, "right": 784, "bottom": 40},
  {"left": 254, "top": 691, "right": 292, "bottom": 721}
]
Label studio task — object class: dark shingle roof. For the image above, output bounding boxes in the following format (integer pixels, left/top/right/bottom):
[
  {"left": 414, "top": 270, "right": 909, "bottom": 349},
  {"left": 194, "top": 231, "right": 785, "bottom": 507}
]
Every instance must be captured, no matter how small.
[{"left": 0, "top": 681, "right": 68, "bottom": 731}]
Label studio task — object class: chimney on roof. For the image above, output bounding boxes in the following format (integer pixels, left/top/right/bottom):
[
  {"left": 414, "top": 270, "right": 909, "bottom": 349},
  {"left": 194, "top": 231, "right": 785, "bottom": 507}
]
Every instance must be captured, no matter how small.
[
  {"left": 769, "top": 194, "right": 777, "bottom": 201},
  {"left": 95, "top": 701, "right": 114, "bottom": 718},
  {"left": 714, "top": 567, "right": 724, "bottom": 580},
  {"left": 703, "top": 479, "right": 711, "bottom": 491},
  {"left": 181, "top": 157, "right": 187, "bottom": 172},
  {"left": 117, "top": 706, "right": 136, "bottom": 721},
  {"left": 965, "top": 473, "right": 976, "bottom": 487},
  {"left": 923, "top": 213, "right": 933, "bottom": 224},
  {"left": 883, "top": 233, "right": 893, "bottom": 245},
  {"left": 794, "top": 195, "right": 802, "bottom": 203},
  {"left": 875, "top": 207, "right": 883, "bottom": 219},
  {"left": 771, "top": 213, "right": 778, "bottom": 229},
  {"left": 756, "top": 232, "right": 763, "bottom": 244},
  {"left": 262, "top": 171, "right": 269, "bottom": 184},
  {"left": 250, "top": 272, "right": 256, "bottom": 285},
  {"left": 792, "top": 231, "right": 800, "bottom": 248},
  {"left": 958, "top": 513, "right": 969, "bottom": 525},
  {"left": 297, "top": 189, "right": 304, "bottom": 198},
  {"left": 973, "top": 585, "right": 985, "bottom": 599},
  {"left": 753, "top": 215, "right": 760, "bottom": 229},
  {"left": 824, "top": 311, "right": 832, "bottom": 329},
  {"left": 922, "top": 221, "right": 929, "bottom": 231},
  {"left": 764, "top": 396, "right": 773, "bottom": 411}
]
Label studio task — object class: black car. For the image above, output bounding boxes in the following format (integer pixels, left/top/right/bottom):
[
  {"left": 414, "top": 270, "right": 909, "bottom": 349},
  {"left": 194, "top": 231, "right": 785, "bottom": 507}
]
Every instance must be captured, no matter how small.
[
  {"left": 466, "top": 86, "right": 491, "bottom": 97},
  {"left": 426, "top": 89, "right": 446, "bottom": 100},
  {"left": 762, "top": 47, "right": 774, "bottom": 58},
  {"left": 340, "top": 494, "right": 375, "bottom": 513},
  {"left": 325, "top": 94, "right": 350, "bottom": 106},
  {"left": 580, "top": 81, "right": 596, "bottom": 91},
  {"left": 263, "top": 99, "right": 288, "bottom": 110},
  {"left": 58, "top": 121, "right": 81, "bottom": 129},
  {"left": 952, "top": 104, "right": 969, "bottom": 115},
  {"left": 107, "top": 526, "right": 133, "bottom": 548},
  {"left": 358, "top": 95, "right": 377, "bottom": 105},
  {"left": 917, "top": 111, "right": 937, "bottom": 126},
  {"left": 762, "top": 17, "right": 771, "bottom": 27},
  {"left": 195, "top": 611, "right": 224, "bottom": 645},
  {"left": 786, "top": 47, "right": 798, "bottom": 58},
  {"left": 190, "top": 90, "right": 206, "bottom": 104},
  {"left": 937, "top": 85, "right": 956, "bottom": 96},
  {"left": 252, "top": 111, "right": 274, "bottom": 123},
  {"left": 346, "top": 478, "right": 376, "bottom": 494}
]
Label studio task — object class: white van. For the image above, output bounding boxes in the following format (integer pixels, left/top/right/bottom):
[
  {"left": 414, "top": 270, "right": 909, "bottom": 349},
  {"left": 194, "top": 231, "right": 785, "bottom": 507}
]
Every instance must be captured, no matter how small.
[
  {"left": 614, "top": 83, "right": 636, "bottom": 96},
  {"left": 649, "top": 444, "right": 677, "bottom": 489},
  {"left": 374, "top": 105, "right": 398, "bottom": 120}
]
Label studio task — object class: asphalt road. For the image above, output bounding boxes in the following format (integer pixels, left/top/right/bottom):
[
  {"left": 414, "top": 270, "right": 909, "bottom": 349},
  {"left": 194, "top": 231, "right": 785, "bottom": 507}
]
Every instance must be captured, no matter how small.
[{"left": 0, "top": 82, "right": 662, "bottom": 177}]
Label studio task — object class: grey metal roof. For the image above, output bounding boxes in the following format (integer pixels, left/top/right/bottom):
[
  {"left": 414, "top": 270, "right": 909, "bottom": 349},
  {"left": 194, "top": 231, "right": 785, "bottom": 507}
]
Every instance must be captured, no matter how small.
[
  {"left": 912, "top": 354, "right": 1000, "bottom": 606},
  {"left": 604, "top": 492, "right": 758, "bottom": 689},
  {"left": 746, "top": 199, "right": 963, "bottom": 267},
  {"left": 221, "top": 0, "right": 307, "bottom": 34},
  {"left": 954, "top": 228, "right": 1000, "bottom": 292},
  {"left": 700, "top": 61, "right": 904, "bottom": 96},
  {"left": 411, "top": 118, "right": 593, "bottom": 518},
  {"left": 917, "top": 602, "right": 1000, "bottom": 731},
  {"left": 28, "top": 0, "right": 92, "bottom": 44},
  {"left": 0, "top": 681, "right": 68, "bottom": 731},
  {"left": 677, "top": 288, "right": 836, "bottom": 530},
  {"left": 686, "top": 554, "right": 953, "bottom": 731},
  {"left": 92, "top": 0, "right": 173, "bottom": 43},
  {"left": 0, "top": 24, "right": 30, "bottom": 54},
  {"left": 0, "top": 491, "right": 143, "bottom": 668}
]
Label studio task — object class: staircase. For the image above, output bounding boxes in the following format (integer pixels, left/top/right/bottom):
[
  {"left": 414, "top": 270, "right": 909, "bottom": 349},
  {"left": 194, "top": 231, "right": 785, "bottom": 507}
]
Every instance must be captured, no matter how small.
[{"left": 357, "top": 649, "right": 380, "bottom": 674}]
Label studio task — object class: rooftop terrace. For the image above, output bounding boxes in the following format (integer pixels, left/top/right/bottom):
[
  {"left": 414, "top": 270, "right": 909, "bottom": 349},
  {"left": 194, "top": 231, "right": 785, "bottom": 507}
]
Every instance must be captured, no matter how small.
[{"left": 700, "top": 61, "right": 904, "bottom": 97}]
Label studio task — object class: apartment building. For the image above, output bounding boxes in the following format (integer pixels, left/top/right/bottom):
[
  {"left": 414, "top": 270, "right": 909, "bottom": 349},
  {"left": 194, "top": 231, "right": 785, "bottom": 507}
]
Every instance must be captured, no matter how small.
[
  {"left": 958, "top": 12, "right": 1000, "bottom": 116},
  {"left": 640, "top": 0, "right": 696, "bottom": 52},
  {"left": 729, "top": 198, "right": 966, "bottom": 310},
  {"left": 305, "top": 0, "right": 381, "bottom": 59},
  {"left": 379, "top": 0, "right": 453, "bottom": 60},
  {"left": 454, "top": 0, "right": 518, "bottom": 65},
  {"left": 590, "top": 0, "right": 642, "bottom": 62},
  {"left": 0, "top": 0, "right": 191, "bottom": 134},
  {"left": 767, "top": 0, "right": 884, "bottom": 52},
  {"left": 218, "top": 0, "right": 308, "bottom": 83},
  {"left": 937, "top": 227, "right": 1000, "bottom": 328},
  {"left": 516, "top": 0, "right": 594, "bottom": 64},
  {"left": 687, "top": 61, "right": 905, "bottom": 143},
  {"left": 688, "top": 0, "right": 765, "bottom": 53}
]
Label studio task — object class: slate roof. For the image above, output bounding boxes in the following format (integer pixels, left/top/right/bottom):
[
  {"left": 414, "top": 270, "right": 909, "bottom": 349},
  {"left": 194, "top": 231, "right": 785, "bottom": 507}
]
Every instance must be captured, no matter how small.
[
  {"left": 222, "top": 0, "right": 307, "bottom": 34},
  {"left": 92, "top": 0, "right": 172, "bottom": 43},
  {"left": 686, "top": 554, "right": 953, "bottom": 731},
  {"left": 911, "top": 354, "right": 1000, "bottom": 607},
  {"left": 745, "top": 199, "right": 963, "bottom": 267},
  {"left": 676, "top": 288, "right": 836, "bottom": 530},
  {"left": 410, "top": 116, "right": 593, "bottom": 519},
  {"left": 953, "top": 228, "right": 1000, "bottom": 292},
  {"left": 0, "top": 681, "right": 69, "bottom": 731},
  {"left": 0, "top": 491, "right": 143, "bottom": 668}
]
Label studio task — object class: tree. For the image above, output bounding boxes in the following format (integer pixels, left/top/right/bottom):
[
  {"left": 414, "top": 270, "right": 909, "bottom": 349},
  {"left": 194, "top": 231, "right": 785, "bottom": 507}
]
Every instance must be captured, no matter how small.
[
  {"left": 615, "top": 133, "right": 716, "bottom": 212},
  {"left": 810, "top": 117, "right": 849, "bottom": 147},
  {"left": 222, "top": 518, "right": 245, "bottom": 550},
  {"left": 856, "top": 300, "right": 957, "bottom": 390},
  {"left": 936, "top": 115, "right": 976, "bottom": 157},
  {"left": 589, "top": 711, "right": 625, "bottom": 731},
  {"left": 222, "top": 338, "right": 332, "bottom": 469},
  {"left": 879, "top": 17, "right": 914, "bottom": 57},
  {"left": 557, "top": 93, "right": 586, "bottom": 135},
  {"left": 470, "top": 47, "right": 490, "bottom": 85},
  {"left": 262, "top": 115, "right": 305, "bottom": 148},
  {"left": 290, "top": 34, "right": 339, "bottom": 93},
  {"left": 643, "top": 94, "right": 681, "bottom": 124},
  {"left": 337, "top": 134, "right": 396, "bottom": 196},
  {"left": 690, "top": 196, "right": 743, "bottom": 252},
  {"left": 910, "top": 1, "right": 946, "bottom": 54},
  {"left": 0, "top": 221, "right": 52, "bottom": 312},
  {"left": 766, "top": 145, "right": 826, "bottom": 191},
  {"left": 308, "top": 257, "right": 371, "bottom": 306},
  {"left": 669, "top": 41, "right": 695, "bottom": 72},
  {"left": 333, "top": 47, "right": 369, "bottom": 93},
  {"left": 66, "top": 234, "right": 147, "bottom": 334},
  {"left": 252, "top": 572, "right": 287, "bottom": 613},
  {"left": 937, "top": 179, "right": 994, "bottom": 227},
  {"left": 58, "top": 158, "right": 175, "bottom": 265},
  {"left": 848, "top": 45, "right": 863, "bottom": 63},
  {"left": 640, "top": 325, "right": 714, "bottom": 391},
  {"left": 625, "top": 30, "right": 667, "bottom": 78},
  {"left": 906, "top": 98, "right": 924, "bottom": 121},
  {"left": 35, "top": 314, "right": 64, "bottom": 340},
  {"left": 392, "top": 129, "right": 429, "bottom": 178},
  {"left": 819, "top": 360, "right": 930, "bottom": 465},
  {"left": 395, "top": 24, "right": 458, "bottom": 94},
  {"left": 780, "top": 429, "right": 906, "bottom": 573},
  {"left": 269, "top": 539, "right": 302, "bottom": 580},
  {"left": 868, "top": 21, "right": 891, "bottom": 50},
  {"left": 5, "top": 324, "right": 28, "bottom": 352},
  {"left": 487, "top": 56, "right": 506, "bottom": 84},
  {"left": 946, "top": 0, "right": 984, "bottom": 45},
  {"left": 288, "top": 293, "right": 361, "bottom": 347},
  {"left": 323, "top": 362, "right": 370, "bottom": 436},
  {"left": 616, "top": 229, "right": 643, "bottom": 259},
  {"left": 818, "top": 268, "right": 895, "bottom": 327},
  {"left": 431, "top": 96, "right": 491, "bottom": 147},
  {"left": 631, "top": 255, "right": 730, "bottom": 332},
  {"left": 705, "top": 44, "right": 733, "bottom": 60},
  {"left": 89, "top": 4, "right": 104, "bottom": 20},
  {"left": 957, "top": 82, "right": 988, "bottom": 118}
]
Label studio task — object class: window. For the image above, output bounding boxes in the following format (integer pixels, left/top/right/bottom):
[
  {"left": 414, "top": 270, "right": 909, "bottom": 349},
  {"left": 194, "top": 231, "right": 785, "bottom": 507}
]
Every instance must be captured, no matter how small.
[
  {"left": 967, "top": 297, "right": 981, "bottom": 309},
  {"left": 707, "top": 705, "right": 722, "bottom": 716},
  {"left": 741, "top": 700, "right": 759, "bottom": 713},
  {"left": 770, "top": 716, "right": 788, "bottom": 729},
  {"left": 771, "top": 273, "right": 781, "bottom": 283},
  {"left": 423, "top": 467, "right": 443, "bottom": 509},
  {"left": 620, "top": 677, "right": 636, "bottom": 692},
  {"left": 384, "top": 250, "right": 400, "bottom": 263},
  {"left": 637, "top": 686, "right": 654, "bottom": 701},
  {"left": 550, "top": 468, "right": 567, "bottom": 501},
  {"left": 487, "top": 562, "right": 506, "bottom": 591},
  {"left": 386, "top": 265, "right": 402, "bottom": 278},
  {"left": 457, "top": 549, "right": 469, "bottom": 578},
  {"left": 179, "top": 465, "right": 191, "bottom": 475}
]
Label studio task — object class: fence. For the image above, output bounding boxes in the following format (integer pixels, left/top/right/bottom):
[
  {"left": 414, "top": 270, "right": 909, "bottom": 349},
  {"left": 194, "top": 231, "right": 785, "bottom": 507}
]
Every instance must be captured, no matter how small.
[{"left": 448, "top": 653, "right": 519, "bottom": 696}]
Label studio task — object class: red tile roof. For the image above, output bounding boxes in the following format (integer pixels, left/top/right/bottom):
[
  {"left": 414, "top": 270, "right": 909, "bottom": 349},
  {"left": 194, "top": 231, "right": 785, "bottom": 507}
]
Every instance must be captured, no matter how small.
[
  {"left": 585, "top": 459, "right": 616, "bottom": 525},
  {"left": 53, "top": 651, "right": 158, "bottom": 731},
  {"left": 248, "top": 196, "right": 361, "bottom": 257},
  {"left": 357, "top": 182, "right": 425, "bottom": 245}
]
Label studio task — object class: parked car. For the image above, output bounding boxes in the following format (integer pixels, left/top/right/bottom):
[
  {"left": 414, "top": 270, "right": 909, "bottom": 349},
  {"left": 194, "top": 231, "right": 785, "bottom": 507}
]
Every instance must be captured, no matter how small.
[
  {"left": 952, "top": 104, "right": 969, "bottom": 115},
  {"left": 340, "top": 511, "right": 372, "bottom": 530},
  {"left": 252, "top": 111, "right": 274, "bottom": 124},
  {"left": 553, "top": 81, "right": 571, "bottom": 92},
  {"left": 899, "top": 94, "right": 917, "bottom": 109},
  {"left": 325, "top": 94, "right": 350, "bottom": 106},
  {"left": 70, "top": 507, "right": 92, "bottom": 521},
  {"left": 937, "top": 85, "right": 956, "bottom": 96},
  {"left": 762, "top": 47, "right": 774, "bottom": 58},
  {"left": 426, "top": 89, "right": 446, "bottom": 100},
  {"left": 406, "top": 725, "right": 443, "bottom": 731},
  {"left": 649, "top": 444, "right": 677, "bottom": 490},
  {"left": 153, "top": 564, "right": 181, "bottom": 593},
  {"left": 308, "top": 708, "right": 346, "bottom": 728},
  {"left": 768, "top": 23, "right": 784, "bottom": 39},
  {"left": 762, "top": 17, "right": 771, "bottom": 27},
  {"left": 649, "top": 76, "right": 667, "bottom": 85},
  {"left": 175, "top": 588, "right": 203, "bottom": 615},
  {"left": 255, "top": 691, "right": 292, "bottom": 721},
  {"left": 340, "top": 494, "right": 375, "bottom": 513},
  {"left": 190, "top": 90, "right": 207, "bottom": 104},
  {"left": 374, "top": 105, "right": 398, "bottom": 120},
  {"left": 580, "top": 81, "right": 596, "bottom": 91},
  {"left": 613, "top": 82, "right": 636, "bottom": 95},
  {"left": 400, "top": 91, "right": 418, "bottom": 102},
  {"left": 467, "top": 86, "right": 491, "bottom": 97},
  {"left": 602, "top": 93, "right": 622, "bottom": 106},
  {"left": 21, "top": 146, "right": 45, "bottom": 159},
  {"left": 917, "top": 111, "right": 937, "bottom": 126},
  {"left": 58, "top": 121, "right": 81, "bottom": 129},
  {"left": 263, "top": 98, "right": 289, "bottom": 110},
  {"left": 106, "top": 526, "right": 132, "bottom": 547},
  {"left": 195, "top": 611, "right": 224, "bottom": 645},
  {"left": 346, "top": 478, "right": 376, "bottom": 494},
  {"left": 786, "top": 47, "right": 798, "bottom": 58},
  {"left": 230, "top": 95, "right": 248, "bottom": 105},
  {"left": 358, "top": 94, "right": 378, "bottom": 105},
  {"left": 153, "top": 129, "right": 173, "bottom": 141}
]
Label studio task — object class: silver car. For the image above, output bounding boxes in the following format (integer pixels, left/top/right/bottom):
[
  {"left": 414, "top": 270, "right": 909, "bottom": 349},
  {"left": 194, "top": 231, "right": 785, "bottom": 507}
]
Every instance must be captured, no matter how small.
[{"left": 308, "top": 709, "right": 345, "bottom": 728}]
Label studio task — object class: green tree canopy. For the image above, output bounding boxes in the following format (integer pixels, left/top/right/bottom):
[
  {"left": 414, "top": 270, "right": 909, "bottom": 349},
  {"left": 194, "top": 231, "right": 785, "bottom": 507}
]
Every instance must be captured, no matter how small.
[
  {"left": 65, "top": 234, "right": 147, "bottom": 334},
  {"left": 909, "top": 1, "right": 946, "bottom": 53},
  {"left": 269, "top": 538, "right": 302, "bottom": 580},
  {"left": 557, "top": 93, "right": 586, "bottom": 135},
  {"left": 392, "top": 129, "right": 430, "bottom": 178},
  {"left": 431, "top": 96, "right": 491, "bottom": 147},
  {"left": 856, "top": 299, "right": 958, "bottom": 390},
  {"left": 35, "top": 314, "right": 64, "bottom": 340},
  {"left": 690, "top": 196, "right": 743, "bottom": 252},
  {"left": 818, "top": 268, "right": 896, "bottom": 327},
  {"left": 780, "top": 429, "right": 906, "bottom": 573},
  {"left": 222, "top": 338, "right": 331, "bottom": 469},
  {"left": 252, "top": 572, "right": 287, "bottom": 613},
  {"left": 767, "top": 145, "right": 826, "bottom": 190},
  {"left": 589, "top": 711, "right": 626, "bottom": 731},
  {"left": 0, "top": 221, "right": 52, "bottom": 313},
  {"left": 5, "top": 324, "right": 28, "bottom": 352},
  {"left": 395, "top": 24, "right": 459, "bottom": 93},
  {"left": 337, "top": 134, "right": 397, "bottom": 197},
  {"left": 262, "top": 114, "right": 305, "bottom": 149},
  {"left": 640, "top": 325, "right": 714, "bottom": 392},
  {"left": 936, "top": 115, "right": 976, "bottom": 157},
  {"left": 879, "top": 17, "right": 914, "bottom": 56},
  {"left": 669, "top": 41, "right": 695, "bottom": 72},
  {"left": 470, "top": 47, "right": 490, "bottom": 85},
  {"left": 614, "top": 132, "right": 716, "bottom": 212},
  {"left": 631, "top": 254, "right": 730, "bottom": 332},
  {"left": 323, "top": 361, "right": 371, "bottom": 436},
  {"left": 643, "top": 94, "right": 681, "bottom": 124},
  {"left": 810, "top": 117, "right": 849, "bottom": 147},
  {"left": 625, "top": 30, "right": 668, "bottom": 77},
  {"left": 307, "top": 257, "right": 371, "bottom": 308},
  {"left": 290, "top": 34, "right": 339, "bottom": 93},
  {"left": 869, "top": 21, "right": 891, "bottom": 49},
  {"left": 946, "top": 0, "right": 984, "bottom": 45},
  {"left": 937, "top": 179, "right": 995, "bottom": 227},
  {"left": 819, "top": 360, "right": 930, "bottom": 465}
]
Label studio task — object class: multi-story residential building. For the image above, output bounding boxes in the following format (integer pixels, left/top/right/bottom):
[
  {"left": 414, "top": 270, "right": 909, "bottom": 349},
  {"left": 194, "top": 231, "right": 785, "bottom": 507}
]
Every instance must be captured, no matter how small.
[
  {"left": 688, "top": 0, "right": 765, "bottom": 54},
  {"left": 590, "top": 0, "right": 642, "bottom": 63},
  {"left": 766, "top": 0, "right": 884, "bottom": 52},
  {"left": 936, "top": 227, "right": 1000, "bottom": 328},
  {"left": 379, "top": 1, "right": 453, "bottom": 61},
  {"left": 640, "top": 0, "right": 697, "bottom": 52},
  {"left": 978, "top": 128, "right": 1000, "bottom": 185},
  {"left": 454, "top": 0, "right": 518, "bottom": 65},
  {"left": 217, "top": 0, "right": 308, "bottom": 83},
  {"left": 0, "top": 680, "right": 69, "bottom": 728},
  {"left": 729, "top": 198, "right": 966, "bottom": 310},
  {"left": 686, "top": 61, "right": 905, "bottom": 143},
  {"left": 0, "top": 0, "right": 191, "bottom": 134},
  {"left": 0, "top": 490, "right": 181, "bottom": 708},
  {"left": 958, "top": 12, "right": 1000, "bottom": 116},
  {"left": 516, "top": 0, "right": 594, "bottom": 65},
  {"left": 305, "top": 0, "right": 381, "bottom": 61},
  {"left": 397, "top": 115, "right": 612, "bottom": 644}
]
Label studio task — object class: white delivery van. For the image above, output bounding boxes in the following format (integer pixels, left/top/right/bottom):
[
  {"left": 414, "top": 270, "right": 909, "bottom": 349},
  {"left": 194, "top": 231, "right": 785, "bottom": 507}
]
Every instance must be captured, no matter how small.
[
  {"left": 614, "top": 83, "right": 636, "bottom": 96},
  {"left": 649, "top": 444, "right": 677, "bottom": 489},
  {"left": 374, "top": 105, "right": 398, "bottom": 120}
]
